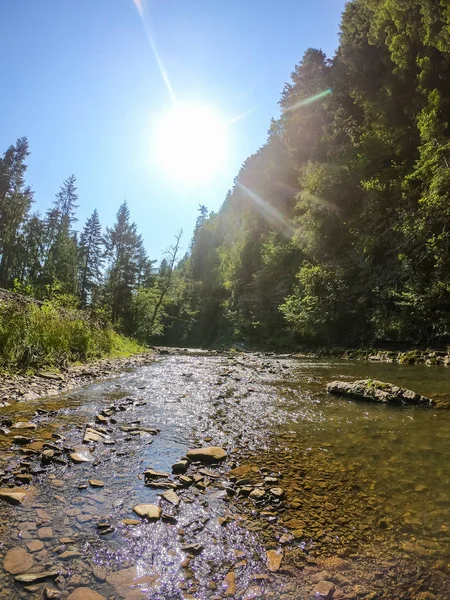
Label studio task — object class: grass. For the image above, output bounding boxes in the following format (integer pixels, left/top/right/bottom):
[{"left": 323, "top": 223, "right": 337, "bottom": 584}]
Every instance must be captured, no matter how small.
[{"left": 0, "top": 299, "right": 145, "bottom": 371}]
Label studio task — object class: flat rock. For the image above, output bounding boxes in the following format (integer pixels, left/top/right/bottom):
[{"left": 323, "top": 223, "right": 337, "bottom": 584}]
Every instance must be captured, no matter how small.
[
  {"left": 0, "top": 487, "right": 27, "bottom": 505},
  {"left": 186, "top": 446, "right": 227, "bottom": 463},
  {"left": 107, "top": 567, "right": 159, "bottom": 600},
  {"left": 161, "top": 490, "right": 180, "bottom": 506},
  {"left": 327, "top": 380, "right": 433, "bottom": 406},
  {"left": 89, "top": 479, "right": 105, "bottom": 488},
  {"left": 67, "top": 588, "right": 106, "bottom": 600},
  {"left": 37, "top": 527, "right": 53, "bottom": 541},
  {"left": 313, "top": 580, "right": 336, "bottom": 599},
  {"left": 14, "top": 570, "right": 59, "bottom": 583},
  {"left": 133, "top": 504, "right": 162, "bottom": 520},
  {"left": 26, "top": 540, "right": 44, "bottom": 553},
  {"left": 70, "top": 448, "right": 94, "bottom": 463},
  {"left": 12, "top": 421, "right": 37, "bottom": 430},
  {"left": 3, "top": 547, "right": 34, "bottom": 574},
  {"left": 266, "top": 549, "right": 283, "bottom": 572}
]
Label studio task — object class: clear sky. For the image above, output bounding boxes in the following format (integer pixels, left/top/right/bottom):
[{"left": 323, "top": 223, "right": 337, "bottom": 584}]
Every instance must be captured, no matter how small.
[{"left": 0, "top": 0, "right": 347, "bottom": 259}]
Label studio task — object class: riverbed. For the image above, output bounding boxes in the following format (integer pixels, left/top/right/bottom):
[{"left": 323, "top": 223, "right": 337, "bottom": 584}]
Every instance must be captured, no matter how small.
[{"left": 0, "top": 352, "right": 448, "bottom": 599}]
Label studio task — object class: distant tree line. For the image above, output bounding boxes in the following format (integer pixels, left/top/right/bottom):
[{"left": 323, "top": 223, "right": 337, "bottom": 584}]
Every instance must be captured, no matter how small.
[
  {"left": 3, "top": 0, "right": 450, "bottom": 349},
  {"left": 0, "top": 139, "right": 181, "bottom": 341}
]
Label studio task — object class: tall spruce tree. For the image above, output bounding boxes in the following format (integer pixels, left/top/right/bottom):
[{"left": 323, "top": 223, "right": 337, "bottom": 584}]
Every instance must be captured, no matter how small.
[
  {"left": 104, "top": 201, "right": 147, "bottom": 328},
  {"left": 0, "top": 137, "right": 34, "bottom": 286},
  {"left": 78, "top": 209, "right": 104, "bottom": 306}
]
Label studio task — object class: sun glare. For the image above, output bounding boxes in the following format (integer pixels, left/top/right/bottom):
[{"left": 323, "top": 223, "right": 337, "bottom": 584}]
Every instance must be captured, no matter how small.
[{"left": 152, "top": 104, "right": 229, "bottom": 185}]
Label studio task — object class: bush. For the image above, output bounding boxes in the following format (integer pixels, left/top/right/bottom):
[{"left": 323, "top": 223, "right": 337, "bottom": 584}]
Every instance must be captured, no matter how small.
[{"left": 0, "top": 299, "right": 142, "bottom": 370}]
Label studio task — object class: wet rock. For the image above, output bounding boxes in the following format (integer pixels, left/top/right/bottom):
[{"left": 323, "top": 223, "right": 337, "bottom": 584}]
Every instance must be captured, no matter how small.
[
  {"left": 161, "top": 489, "right": 181, "bottom": 506},
  {"left": 133, "top": 504, "right": 162, "bottom": 519},
  {"left": 69, "top": 448, "right": 94, "bottom": 463},
  {"left": 181, "top": 543, "right": 204, "bottom": 555},
  {"left": 327, "top": 380, "right": 433, "bottom": 406},
  {"left": 269, "top": 487, "right": 284, "bottom": 497},
  {"left": 3, "top": 546, "right": 34, "bottom": 574},
  {"left": 83, "top": 428, "right": 108, "bottom": 443},
  {"left": 144, "top": 469, "right": 170, "bottom": 480},
  {"left": 13, "top": 435, "right": 32, "bottom": 445},
  {"left": 266, "top": 549, "right": 283, "bottom": 572},
  {"left": 186, "top": 446, "right": 227, "bottom": 463},
  {"left": 89, "top": 479, "right": 105, "bottom": 488},
  {"left": 121, "top": 518, "right": 140, "bottom": 526},
  {"left": 172, "top": 460, "right": 189, "bottom": 473},
  {"left": 0, "top": 487, "right": 28, "bottom": 504},
  {"left": 26, "top": 540, "right": 44, "bottom": 553},
  {"left": 58, "top": 550, "right": 82, "bottom": 559},
  {"left": 37, "top": 527, "right": 54, "bottom": 541},
  {"left": 223, "top": 571, "right": 237, "bottom": 596},
  {"left": 249, "top": 488, "right": 265, "bottom": 500},
  {"left": 44, "top": 588, "right": 61, "bottom": 599},
  {"left": 66, "top": 588, "right": 106, "bottom": 600},
  {"left": 107, "top": 567, "right": 159, "bottom": 599},
  {"left": 14, "top": 571, "right": 60, "bottom": 583},
  {"left": 12, "top": 421, "right": 37, "bottom": 430},
  {"left": 313, "top": 580, "right": 335, "bottom": 599}
]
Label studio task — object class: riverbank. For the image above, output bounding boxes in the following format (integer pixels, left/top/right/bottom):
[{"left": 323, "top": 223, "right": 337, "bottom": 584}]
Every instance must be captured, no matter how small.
[{"left": 0, "top": 351, "right": 155, "bottom": 407}]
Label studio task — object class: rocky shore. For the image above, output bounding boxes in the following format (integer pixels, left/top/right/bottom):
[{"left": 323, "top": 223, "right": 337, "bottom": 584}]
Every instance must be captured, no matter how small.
[{"left": 0, "top": 352, "right": 155, "bottom": 407}]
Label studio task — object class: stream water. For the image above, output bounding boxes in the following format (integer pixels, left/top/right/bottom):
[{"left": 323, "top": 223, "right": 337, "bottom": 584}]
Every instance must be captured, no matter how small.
[{"left": 0, "top": 352, "right": 448, "bottom": 600}]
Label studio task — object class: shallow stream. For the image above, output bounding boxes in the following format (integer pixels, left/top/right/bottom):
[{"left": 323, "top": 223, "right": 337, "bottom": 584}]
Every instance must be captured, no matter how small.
[{"left": 0, "top": 352, "right": 448, "bottom": 599}]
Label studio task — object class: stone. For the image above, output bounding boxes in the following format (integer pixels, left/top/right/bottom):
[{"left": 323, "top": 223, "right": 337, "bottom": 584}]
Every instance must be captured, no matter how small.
[
  {"left": 224, "top": 571, "right": 237, "bottom": 596},
  {"left": 249, "top": 488, "right": 265, "bottom": 499},
  {"left": 14, "top": 571, "right": 59, "bottom": 583},
  {"left": 107, "top": 567, "right": 159, "bottom": 600},
  {"left": 270, "top": 487, "right": 284, "bottom": 497},
  {"left": 12, "top": 421, "right": 37, "bottom": 430},
  {"left": 266, "top": 549, "right": 283, "bottom": 572},
  {"left": 186, "top": 446, "right": 227, "bottom": 463},
  {"left": 161, "top": 490, "right": 180, "bottom": 506},
  {"left": 26, "top": 540, "right": 44, "bottom": 553},
  {"left": 0, "top": 487, "right": 27, "bottom": 504},
  {"left": 58, "top": 550, "right": 82, "bottom": 560},
  {"left": 37, "top": 527, "right": 53, "bottom": 541},
  {"left": 66, "top": 589, "right": 106, "bottom": 600},
  {"left": 327, "top": 380, "right": 433, "bottom": 406},
  {"left": 181, "top": 543, "right": 204, "bottom": 554},
  {"left": 172, "top": 460, "right": 189, "bottom": 473},
  {"left": 121, "top": 519, "right": 140, "bottom": 526},
  {"left": 132, "top": 504, "right": 162, "bottom": 519},
  {"left": 89, "top": 479, "right": 105, "bottom": 488},
  {"left": 313, "top": 581, "right": 335, "bottom": 599},
  {"left": 144, "top": 469, "right": 170, "bottom": 479},
  {"left": 44, "top": 588, "right": 61, "bottom": 599},
  {"left": 3, "top": 546, "right": 34, "bottom": 574},
  {"left": 69, "top": 448, "right": 94, "bottom": 463}
]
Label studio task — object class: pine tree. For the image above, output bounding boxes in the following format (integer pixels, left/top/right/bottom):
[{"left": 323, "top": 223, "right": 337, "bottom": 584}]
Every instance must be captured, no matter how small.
[
  {"left": 0, "top": 137, "right": 34, "bottom": 286},
  {"left": 78, "top": 209, "right": 104, "bottom": 306},
  {"left": 42, "top": 175, "right": 79, "bottom": 296},
  {"left": 104, "top": 201, "right": 146, "bottom": 327}
]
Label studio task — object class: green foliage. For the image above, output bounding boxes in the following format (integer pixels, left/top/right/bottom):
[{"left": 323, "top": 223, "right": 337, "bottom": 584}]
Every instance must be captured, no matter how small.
[{"left": 0, "top": 299, "right": 140, "bottom": 370}]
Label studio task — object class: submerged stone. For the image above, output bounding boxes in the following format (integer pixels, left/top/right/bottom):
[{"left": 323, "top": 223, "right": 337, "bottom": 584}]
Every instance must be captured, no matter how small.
[{"left": 186, "top": 446, "right": 227, "bottom": 463}]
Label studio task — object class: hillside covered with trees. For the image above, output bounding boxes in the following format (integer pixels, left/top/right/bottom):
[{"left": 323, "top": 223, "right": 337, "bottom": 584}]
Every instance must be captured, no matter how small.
[{"left": 2, "top": 0, "right": 450, "bottom": 351}]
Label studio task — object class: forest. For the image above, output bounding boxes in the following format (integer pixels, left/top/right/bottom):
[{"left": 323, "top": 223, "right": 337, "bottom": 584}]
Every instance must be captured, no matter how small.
[{"left": 2, "top": 0, "right": 450, "bottom": 351}]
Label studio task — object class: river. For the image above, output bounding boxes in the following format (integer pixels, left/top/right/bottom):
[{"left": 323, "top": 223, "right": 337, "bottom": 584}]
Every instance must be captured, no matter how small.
[{"left": 0, "top": 351, "right": 448, "bottom": 599}]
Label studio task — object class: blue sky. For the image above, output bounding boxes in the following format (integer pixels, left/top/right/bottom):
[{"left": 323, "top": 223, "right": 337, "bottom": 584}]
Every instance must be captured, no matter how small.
[{"left": 0, "top": 0, "right": 346, "bottom": 259}]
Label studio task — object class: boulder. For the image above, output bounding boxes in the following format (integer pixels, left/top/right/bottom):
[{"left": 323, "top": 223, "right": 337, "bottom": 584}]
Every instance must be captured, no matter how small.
[
  {"left": 186, "top": 446, "right": 227, "bottom": 463},
  {"left": 327, "top": 380, "right": 433, "bottom": 406}
]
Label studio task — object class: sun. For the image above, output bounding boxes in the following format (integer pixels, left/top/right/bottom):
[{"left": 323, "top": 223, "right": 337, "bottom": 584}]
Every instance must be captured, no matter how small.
[{"left": 152, "top": 104, "right": 229, "bottom": 185}]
